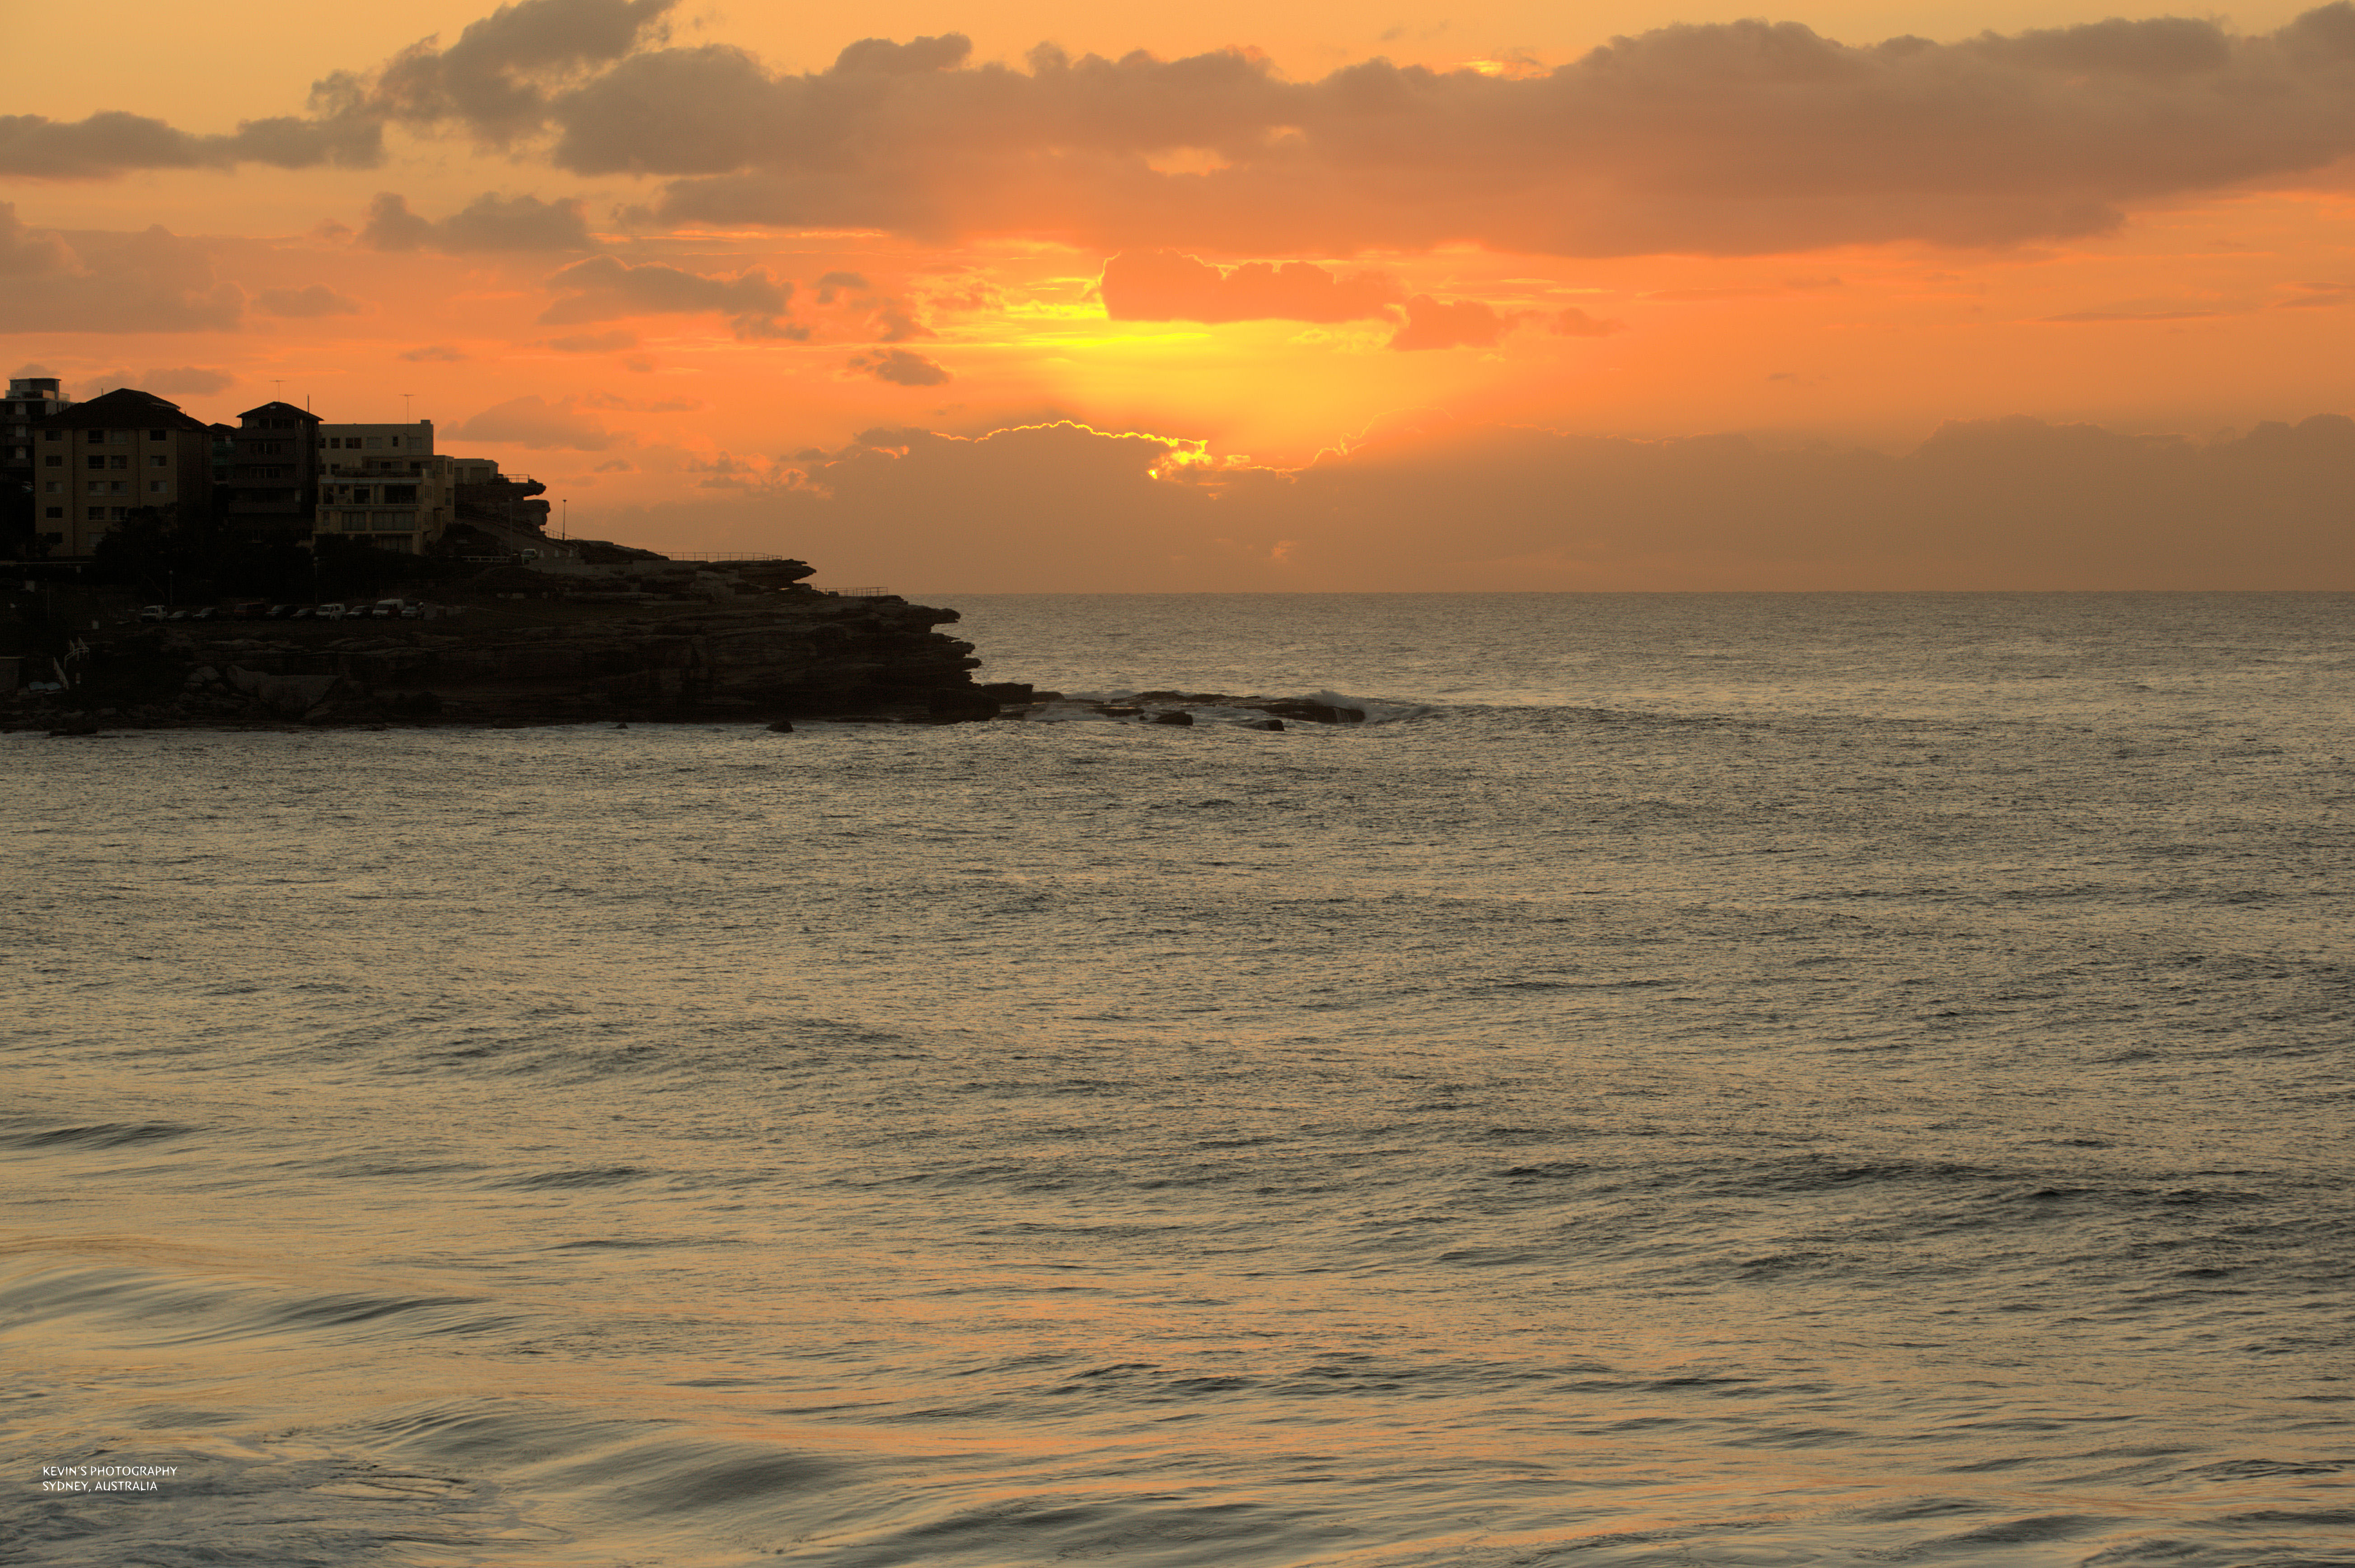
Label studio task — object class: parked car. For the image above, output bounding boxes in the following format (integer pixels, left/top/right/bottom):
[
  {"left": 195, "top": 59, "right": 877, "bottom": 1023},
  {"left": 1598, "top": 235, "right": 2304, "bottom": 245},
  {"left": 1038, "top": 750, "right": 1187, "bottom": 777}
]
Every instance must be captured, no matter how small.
[
  {"left": 139, "top": 605, "right": 167, "bottom": 621},
  {"left": 232, "top": 601, "right": 268, "bottom": 620},
  {"left": 374, "top": 598, "right": 404, "bottom": 618},
  {"left": 266, "top": 604, "right": 295, "bottom": 619},
  {"left": 191, "top": 607, "right": 218, "bottom": 620},
  {"left": 290, "top": 607, "right": 314, "bottom": 619},
  {"left": 318, "top": 603, "right": 349, "bottom": 620}
]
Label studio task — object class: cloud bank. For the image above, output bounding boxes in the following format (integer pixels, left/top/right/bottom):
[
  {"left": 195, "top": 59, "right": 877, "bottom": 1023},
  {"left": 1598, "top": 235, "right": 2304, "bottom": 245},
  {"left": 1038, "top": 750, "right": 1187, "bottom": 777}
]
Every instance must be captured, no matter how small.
[
  {"left": 0, "top": 205, "right": 243, "bottom": 332},
  {"left": 361, "top": 191, "right": 595, "bottom": 252},
  {"left": 541, "top": 4, "right": 2355, "bottom": 255},
  {"left": 538, "top": 254, "right": 801, "bottom": 339},
  {"left": 27, "top": 0, "right": 2355, "bottom": 257},
  {"left": 616, "top": 413, "right": 2355, "bottom": 590}
]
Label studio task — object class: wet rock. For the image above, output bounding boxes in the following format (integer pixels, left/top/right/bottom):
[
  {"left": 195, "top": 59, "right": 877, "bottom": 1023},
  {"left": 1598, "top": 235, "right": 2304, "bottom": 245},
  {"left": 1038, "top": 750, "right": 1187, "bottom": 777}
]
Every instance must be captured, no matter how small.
[
  {"left": 766, "top": 719, "right": 796, "bottom": 732},
  {"left": 1261, "top": 699, "right": 1364, "bottom": 724},
  {"left": 1149, "top": 710, "right": 1195, "bottom": 725},
  {"left": 225, "top": 666, "right": 346, "bottom": 720}
]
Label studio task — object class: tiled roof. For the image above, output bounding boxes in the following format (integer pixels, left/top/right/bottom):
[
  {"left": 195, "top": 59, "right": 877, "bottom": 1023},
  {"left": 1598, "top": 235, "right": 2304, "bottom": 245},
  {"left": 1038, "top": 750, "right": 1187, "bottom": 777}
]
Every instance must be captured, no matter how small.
[
  {"left": 39, "top": 388, "right": 210, "bottom": 432},
  {"left": 236, "top": 401, "right": 323, "bottom": 424}
]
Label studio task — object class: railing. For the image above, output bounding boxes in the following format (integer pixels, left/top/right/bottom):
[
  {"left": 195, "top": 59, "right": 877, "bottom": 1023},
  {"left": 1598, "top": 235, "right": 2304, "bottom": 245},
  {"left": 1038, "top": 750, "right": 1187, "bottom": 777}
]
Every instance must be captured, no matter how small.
[
  {"left": 669, "top": 552, "right": 792, "bottom": 562},
  {"left": 823, "top": 586, "right": 890, "bottom": 598}
]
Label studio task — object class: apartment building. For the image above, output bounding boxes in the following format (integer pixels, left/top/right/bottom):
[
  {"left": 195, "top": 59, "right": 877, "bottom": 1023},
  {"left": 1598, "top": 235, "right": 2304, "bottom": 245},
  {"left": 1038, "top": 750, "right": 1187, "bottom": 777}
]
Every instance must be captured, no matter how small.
[
  {"left": 3, "top": 377, "right": 73, "bottom": 552},
  {"left": 223, "top": 401, "right": 323, "bottom": 535},
  {"left": 31, "top": 388, "right": 214, "bottom": 555},
  {"left": 312, "top": 420, "right": 456, "bottom": 552}
]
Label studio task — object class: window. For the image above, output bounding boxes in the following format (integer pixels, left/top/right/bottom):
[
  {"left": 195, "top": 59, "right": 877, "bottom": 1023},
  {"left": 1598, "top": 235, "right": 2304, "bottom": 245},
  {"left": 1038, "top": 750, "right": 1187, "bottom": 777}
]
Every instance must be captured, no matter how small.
[
  {"left": 385, "top": 484, "right": 417, "bottom": 503},
  {"left": 342, "top": 513, "right": 370, "bottom": 530},
  {"left": 43, "top": 428, "right": 60, "bottom": 440},
  {"left": 43, "top": 453, "right": 60, "bottom": 466},
  {"left": 88, "top": 430, "right": 107, "bottom": 443},
  {"left": 366, "top": 436, "right": 382, "bottom": 449},
  {"left": 111, "top": 430, "right": 131, "bottom": 444},
  {"left": 43, "top": 481, "right": 61, "bottom": 494},
  {"left": 149, "top": 480, "right": 168, "bottom": 493},
  {"left": 43, "top": 509, "right": 62, "bottom": 520},
  {"left": 149, "top": 428, "right": 166, "bottom": 440},
  {"left": 109, "top": 455, "right": 128, "bottom": 469},
  {"left": 149, "top": 454, "right": 167, "bottom": 466},
  {"left": 87, "top": 455, "right": 106, "bottom": 469},
  {"left": 350, "top": 487, "right": 372, "bottom": 503}
]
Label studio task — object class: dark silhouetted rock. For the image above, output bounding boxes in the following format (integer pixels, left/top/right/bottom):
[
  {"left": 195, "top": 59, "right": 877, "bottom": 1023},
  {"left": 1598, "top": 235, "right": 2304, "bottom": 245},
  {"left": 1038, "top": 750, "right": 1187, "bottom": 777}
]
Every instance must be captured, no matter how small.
[
  {"left": 1262, "top": 699, "right": 1364, "bottom": 724},
  {"left": 1149, "top": 710, "right": 1194, "bottom": 725}
]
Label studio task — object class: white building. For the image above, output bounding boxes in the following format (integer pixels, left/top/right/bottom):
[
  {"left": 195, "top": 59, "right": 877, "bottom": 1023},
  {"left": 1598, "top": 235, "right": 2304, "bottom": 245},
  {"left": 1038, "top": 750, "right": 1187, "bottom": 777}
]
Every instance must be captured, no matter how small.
[{"left": 311, "top": 420, "right": 455, "bottom": 553}]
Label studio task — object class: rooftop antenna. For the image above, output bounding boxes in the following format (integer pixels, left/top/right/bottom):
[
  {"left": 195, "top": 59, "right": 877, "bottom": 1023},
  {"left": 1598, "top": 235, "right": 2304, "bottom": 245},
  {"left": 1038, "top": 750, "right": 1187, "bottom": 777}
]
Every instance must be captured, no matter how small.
[
  {"left": 402, "top": 392, "right": 415, "bottom": 422},
  {"left": 272, "top": 378, "right": 285, "bottom": 403}
]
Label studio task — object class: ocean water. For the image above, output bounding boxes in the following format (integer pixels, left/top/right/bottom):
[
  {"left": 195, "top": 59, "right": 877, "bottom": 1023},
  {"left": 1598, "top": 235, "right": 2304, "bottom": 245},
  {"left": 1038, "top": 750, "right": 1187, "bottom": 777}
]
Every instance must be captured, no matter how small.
[{"left": 5, "top": 592, "right": 2351, "bottom": 1568}]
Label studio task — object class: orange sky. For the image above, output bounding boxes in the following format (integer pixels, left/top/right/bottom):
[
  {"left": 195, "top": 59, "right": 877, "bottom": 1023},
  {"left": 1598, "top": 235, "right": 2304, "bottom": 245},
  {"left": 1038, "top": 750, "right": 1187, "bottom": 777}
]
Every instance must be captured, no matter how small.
[{"left": 8, "top": 0, "right": 2355, "bottom": 589}]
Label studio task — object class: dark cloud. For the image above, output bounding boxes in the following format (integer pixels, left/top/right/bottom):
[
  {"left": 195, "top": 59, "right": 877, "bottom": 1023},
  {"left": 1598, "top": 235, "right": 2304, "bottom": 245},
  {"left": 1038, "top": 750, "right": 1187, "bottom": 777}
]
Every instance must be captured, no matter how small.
[
  {"left": 539, "top": 254, "right": 798, "bottom": 339},
  {"left": 0, "top": 207, "right": 244, "bottom": 332},
  {"left": 255, "top": 284, "right": 365, "bottom": 318},
  {"left": 361, "top": 0, "right": 679, "bottom": 144},
  {"left": 0, "top": 203, "right": 77, "bottom": 276},
  {"left": 1101, "top": 249, "right": 1399, "bottom": 322},
  {"left": 32, "top": 1, "right": 2355, "bottom": 257},
  {"left": 0, "top": 0, "right": 651, "bottom": 181},
  {"left": 452, "top": 393, "right": 629, "bottom": 449},
  {"left": 545, "top": 328, "right": 641, "bottom": 352},
  {"left": 142, "top": 366, "right": 235, "bottom": 395},
  {"left": 848, "top": 347, "right": 951, "bottom": 385},
  {"left": 1389, "top": 295, "right": 1508, "bottom": 350},
  {"left": 612, "top": 411, "right": 2355, "bottom": 591},
  {"left": 400, "top": 343, "right": 472, "bottom": 361},
  {"left": 360, "top": 191, "right": 594, "bottom": 252},
  {"left": 802, "top": 271, "right": 934, "bottom": 340},
  {"left": 0, "top": 109, "right": 381, "bottom": 180},
  {"left": 523, "top": 5, "right": 2355, "bottom": 256}
]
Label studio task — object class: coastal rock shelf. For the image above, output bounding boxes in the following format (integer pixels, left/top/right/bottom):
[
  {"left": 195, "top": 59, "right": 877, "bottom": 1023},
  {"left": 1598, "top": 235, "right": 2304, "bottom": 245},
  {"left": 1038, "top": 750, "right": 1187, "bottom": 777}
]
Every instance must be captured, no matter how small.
[{"left": 10, "top": 596, "right": 1001, "bottom": 730}]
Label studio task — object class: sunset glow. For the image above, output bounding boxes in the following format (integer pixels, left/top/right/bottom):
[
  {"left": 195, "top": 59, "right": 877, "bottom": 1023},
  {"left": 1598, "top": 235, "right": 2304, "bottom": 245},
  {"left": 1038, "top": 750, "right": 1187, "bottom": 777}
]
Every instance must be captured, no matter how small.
[{"left": 10, "top": 0, "right": 2355, "bottom": 587}]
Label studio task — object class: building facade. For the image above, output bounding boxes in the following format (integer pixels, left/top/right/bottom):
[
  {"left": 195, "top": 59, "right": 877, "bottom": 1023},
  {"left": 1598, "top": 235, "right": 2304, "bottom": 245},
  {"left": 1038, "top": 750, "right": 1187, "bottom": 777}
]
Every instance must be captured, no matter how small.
[
  {"left": 224, "top": 401, "right": 323, "bottom": 535},
  {"left": 4, "top": 377, "right": 74, "bottom": 554},
  {"left": 311, "top": 421, "right": 456, "bottom": 552},
  {"left": 32, "top": 388, "right": 214, "bottom": 556}
]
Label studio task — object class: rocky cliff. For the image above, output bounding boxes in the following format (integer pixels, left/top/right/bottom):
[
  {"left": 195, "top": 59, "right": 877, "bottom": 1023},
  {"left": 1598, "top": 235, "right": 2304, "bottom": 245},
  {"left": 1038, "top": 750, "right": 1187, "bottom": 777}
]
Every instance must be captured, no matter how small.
[{"left": 11, "top": 594, "right": 1013, "bottom": 730}]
